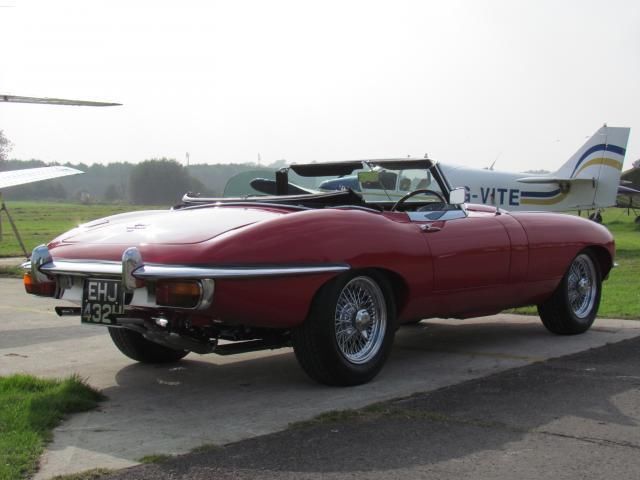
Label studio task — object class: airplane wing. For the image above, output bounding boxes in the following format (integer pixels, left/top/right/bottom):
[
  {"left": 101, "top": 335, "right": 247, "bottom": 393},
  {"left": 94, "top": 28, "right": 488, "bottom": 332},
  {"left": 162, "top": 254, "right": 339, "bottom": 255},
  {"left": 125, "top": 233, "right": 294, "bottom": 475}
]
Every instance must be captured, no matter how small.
[
  {"left": 616, "top": 184, "right": 640, "bottom": 209},
  {"left": 1, "top": 95, "right": 121, "bottom": 107},
  {"left": 618, "top": 185, "right": 640, "bottom": 195},
  {"left": 0, "top": 166, "right": 83, "bottom": 190}
]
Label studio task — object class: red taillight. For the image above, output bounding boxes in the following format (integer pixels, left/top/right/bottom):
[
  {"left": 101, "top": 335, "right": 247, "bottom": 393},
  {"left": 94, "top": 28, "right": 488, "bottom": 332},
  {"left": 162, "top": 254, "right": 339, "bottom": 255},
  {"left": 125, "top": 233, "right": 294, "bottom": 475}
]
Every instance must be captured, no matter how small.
[
  {"left": 23, "top": 272, "right": 57, "bottom": 297},
  {"left": 156, "top": 280, "right": 202, "bottom": 308}
]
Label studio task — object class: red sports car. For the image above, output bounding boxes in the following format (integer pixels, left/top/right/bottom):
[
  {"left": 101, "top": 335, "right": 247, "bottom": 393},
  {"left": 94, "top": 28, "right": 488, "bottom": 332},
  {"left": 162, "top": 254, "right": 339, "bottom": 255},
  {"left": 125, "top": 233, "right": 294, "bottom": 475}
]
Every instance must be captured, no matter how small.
[{"left": 24, "top": 159, "right": 614, "bottom": 385}]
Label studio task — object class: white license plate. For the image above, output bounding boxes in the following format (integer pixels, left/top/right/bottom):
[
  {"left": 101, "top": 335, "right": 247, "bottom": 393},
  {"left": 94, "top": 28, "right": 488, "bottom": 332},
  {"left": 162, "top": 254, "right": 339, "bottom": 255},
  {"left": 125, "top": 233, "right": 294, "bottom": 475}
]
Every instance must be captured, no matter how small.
[{"left": 82, "top": 278, "right": 125, "bottom": 324}]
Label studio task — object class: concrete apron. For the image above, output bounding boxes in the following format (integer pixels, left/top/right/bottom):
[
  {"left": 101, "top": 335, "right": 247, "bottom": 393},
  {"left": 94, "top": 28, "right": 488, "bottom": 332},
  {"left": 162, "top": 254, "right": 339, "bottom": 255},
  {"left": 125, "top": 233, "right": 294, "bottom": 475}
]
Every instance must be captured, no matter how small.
[{"left": 1, "top": 278, "right": 639, "bottom": 479}]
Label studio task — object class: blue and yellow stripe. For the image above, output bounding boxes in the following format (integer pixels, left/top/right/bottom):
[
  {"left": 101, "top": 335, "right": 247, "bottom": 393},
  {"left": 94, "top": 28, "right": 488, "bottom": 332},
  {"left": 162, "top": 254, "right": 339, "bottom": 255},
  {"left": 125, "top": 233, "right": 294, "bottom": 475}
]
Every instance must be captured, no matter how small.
[
  {"left": 570, "top": 144, "right": 625, "bottom": 178},
  {"left": 520, "top": 188, "right": 568, "bottom": 206}
]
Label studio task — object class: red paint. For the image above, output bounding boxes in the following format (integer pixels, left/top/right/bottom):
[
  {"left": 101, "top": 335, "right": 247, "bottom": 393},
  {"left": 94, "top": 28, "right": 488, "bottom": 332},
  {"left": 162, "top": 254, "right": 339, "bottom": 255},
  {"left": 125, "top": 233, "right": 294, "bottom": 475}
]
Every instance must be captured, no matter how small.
[{"left": 40, "top": 204, "right": 614, "bottom": 328}]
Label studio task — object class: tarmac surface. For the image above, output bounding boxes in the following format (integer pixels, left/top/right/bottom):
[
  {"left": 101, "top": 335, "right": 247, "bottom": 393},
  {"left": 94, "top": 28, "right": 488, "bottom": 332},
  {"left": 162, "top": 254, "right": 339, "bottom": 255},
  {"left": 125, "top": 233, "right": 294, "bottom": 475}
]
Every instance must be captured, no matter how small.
[
  {"left": 101, "top": 336, "right": 640, "bottom": 480},
  {"left": 1, "top": 277, "right": 639, "bottom": 479}
]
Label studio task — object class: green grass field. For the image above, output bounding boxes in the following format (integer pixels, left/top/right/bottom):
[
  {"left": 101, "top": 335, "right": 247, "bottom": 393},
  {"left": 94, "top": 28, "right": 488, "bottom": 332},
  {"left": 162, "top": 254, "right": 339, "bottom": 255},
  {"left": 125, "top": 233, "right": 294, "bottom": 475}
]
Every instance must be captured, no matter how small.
[
  {"left": 0, "top": 375, "right": 103, "bottom": 480},
  {"left": 0, "top": 201, "right": 638, "bottom": 318},
  {"left": 597, "top": 209, "right": 640, "bottom": 318},
  {"left": 0, "top": 201, "right": 161, "bottom": 258}
]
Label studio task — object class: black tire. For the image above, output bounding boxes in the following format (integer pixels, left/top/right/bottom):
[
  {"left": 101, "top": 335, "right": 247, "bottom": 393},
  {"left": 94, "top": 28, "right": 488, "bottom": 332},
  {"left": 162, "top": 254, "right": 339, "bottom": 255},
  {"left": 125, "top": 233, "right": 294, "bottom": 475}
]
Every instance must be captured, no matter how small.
[
  {"left": 537, "top": 251, "right": 602, "bottom": 335},
  {"left": 292, "top": 271, "right": 396, "bottom": 386},
  {"left": 588, "top": 212, "right": 603, "bottom": 223},
  {"left": 108, "top": 327, "right": 189, "bottom": 363}
]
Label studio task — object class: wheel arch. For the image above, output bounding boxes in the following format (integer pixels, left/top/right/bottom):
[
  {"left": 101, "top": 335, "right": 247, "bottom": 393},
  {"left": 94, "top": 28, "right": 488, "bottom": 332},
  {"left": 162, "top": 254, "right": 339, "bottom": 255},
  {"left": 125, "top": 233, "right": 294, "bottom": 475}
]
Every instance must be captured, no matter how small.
[
  {"left": 307, "top": 267, "right": 409, "bottom": 321},
  {"left": 585, "top": 245, "right": 613, "bottom": 279}
]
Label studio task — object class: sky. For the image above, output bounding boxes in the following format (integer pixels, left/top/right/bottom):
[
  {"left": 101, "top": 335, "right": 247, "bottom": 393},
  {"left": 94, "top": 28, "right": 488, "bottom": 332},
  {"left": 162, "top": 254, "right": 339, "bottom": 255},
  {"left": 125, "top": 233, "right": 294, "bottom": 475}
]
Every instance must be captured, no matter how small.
[{"left": 1, "top": 0, "right": 639, "bottom": 172}]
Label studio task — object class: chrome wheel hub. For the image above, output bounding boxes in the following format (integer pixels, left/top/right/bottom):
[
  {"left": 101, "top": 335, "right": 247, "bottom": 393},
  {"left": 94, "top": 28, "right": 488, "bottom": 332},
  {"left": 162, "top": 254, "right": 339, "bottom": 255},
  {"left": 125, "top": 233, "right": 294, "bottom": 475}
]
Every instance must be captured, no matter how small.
[
  {"left": 334, "top": 277, "right": 387, "bottom": 365},
  {"left": 354, "top": 309, "right": 372, "bottom": 332},
  {"left": 567, "top": 254, "right": 597, "bottom": 319}
]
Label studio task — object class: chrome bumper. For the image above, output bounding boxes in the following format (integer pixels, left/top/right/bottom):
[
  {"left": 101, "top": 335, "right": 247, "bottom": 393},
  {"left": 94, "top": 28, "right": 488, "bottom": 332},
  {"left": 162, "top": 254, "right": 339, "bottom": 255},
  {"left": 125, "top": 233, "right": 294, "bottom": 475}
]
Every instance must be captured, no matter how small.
[{"left": 25, "top": 245, "right": 350, "bottom": 282}]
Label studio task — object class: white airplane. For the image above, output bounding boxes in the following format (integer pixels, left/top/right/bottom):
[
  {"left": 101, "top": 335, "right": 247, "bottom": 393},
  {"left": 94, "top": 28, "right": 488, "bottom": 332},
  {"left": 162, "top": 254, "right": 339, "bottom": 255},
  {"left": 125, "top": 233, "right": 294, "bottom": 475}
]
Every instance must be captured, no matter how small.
[
  {"left": 275, "top": 125, "right": 630, "bottom": 218},
  {"left": 441, "top": 125, "right": 630, "bottom": 213},
  {"left": 239, "top": 125, "right": 631, "bottom": 220},
  {"left": 0, "top": 165, "right": 84, "bottom": 190},
  {"left": 1, "top": 94, "right": 120, "bottom": 107},
  {"left": 1, "top": 93, "right": 119, "bottom": 189},
  {"left": 1, "top": 94, "right": 119, "bottom": 255}
]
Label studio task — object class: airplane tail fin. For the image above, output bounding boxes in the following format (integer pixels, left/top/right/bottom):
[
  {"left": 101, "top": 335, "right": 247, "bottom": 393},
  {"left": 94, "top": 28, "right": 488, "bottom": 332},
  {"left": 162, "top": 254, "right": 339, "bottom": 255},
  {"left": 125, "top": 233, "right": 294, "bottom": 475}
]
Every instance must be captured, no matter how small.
[
  {"left": 554, "top": 125, "right": 630, "bottom": 208},
  {"left": 553, "top": 125, "right": 630, "bottom": 179}
]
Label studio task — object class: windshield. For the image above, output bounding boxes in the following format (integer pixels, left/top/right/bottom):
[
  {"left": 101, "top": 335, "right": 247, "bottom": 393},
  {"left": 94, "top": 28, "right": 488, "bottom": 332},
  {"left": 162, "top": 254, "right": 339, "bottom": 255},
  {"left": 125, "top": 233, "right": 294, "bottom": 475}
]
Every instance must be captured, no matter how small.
[{"left": 223, "top": 163, "right": 446, "bottom": 206}]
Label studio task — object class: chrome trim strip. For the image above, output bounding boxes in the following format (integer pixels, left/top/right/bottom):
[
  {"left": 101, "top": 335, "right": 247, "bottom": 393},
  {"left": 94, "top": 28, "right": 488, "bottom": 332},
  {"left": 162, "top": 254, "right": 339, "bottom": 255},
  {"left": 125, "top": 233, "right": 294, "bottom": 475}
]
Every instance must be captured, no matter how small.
[
  {"left": 34, "top": 259, "right": 350, "bottom": 279},
  {"left": 179, "top": 201, "right": 310, "bottom": 211},
  {"left": 39, "top": 260, "right": 122, "bottom": 277},
  {"left": 407, "top": 209, "right": 467, "bottom": 222},
  {"left": 133, "top": 264, "right": 350, "bottom": 279}
]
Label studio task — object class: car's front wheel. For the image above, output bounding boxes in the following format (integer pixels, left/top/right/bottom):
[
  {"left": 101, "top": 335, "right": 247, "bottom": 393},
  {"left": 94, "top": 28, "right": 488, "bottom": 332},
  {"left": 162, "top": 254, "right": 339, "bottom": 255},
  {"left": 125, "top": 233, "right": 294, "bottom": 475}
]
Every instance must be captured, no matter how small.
[
  {"left": 292, "top": 271, "right": 396, "bottom": 386},
  {"left": 537, "top": 251, "right": 602, "bottom": 335},
  {"left": 108, "top": 327, "right": 189, "bottom": 363}
]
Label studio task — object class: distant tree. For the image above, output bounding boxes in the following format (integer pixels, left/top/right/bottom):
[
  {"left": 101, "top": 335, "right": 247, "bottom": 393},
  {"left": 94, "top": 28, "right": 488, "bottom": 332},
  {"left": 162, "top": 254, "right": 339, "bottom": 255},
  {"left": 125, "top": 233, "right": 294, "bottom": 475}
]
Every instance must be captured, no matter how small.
[
  {"left": 0, "top": 130, "right": 12, "bottom": 163},
  {"left": 103, "top": 184, "right": 121, "bottom": 202},
  {"left": 129, "top": 158, "right": 205, "bottom": 205},
  {"left": 268, "top": 159, "right": 288, "bottom": 168}
]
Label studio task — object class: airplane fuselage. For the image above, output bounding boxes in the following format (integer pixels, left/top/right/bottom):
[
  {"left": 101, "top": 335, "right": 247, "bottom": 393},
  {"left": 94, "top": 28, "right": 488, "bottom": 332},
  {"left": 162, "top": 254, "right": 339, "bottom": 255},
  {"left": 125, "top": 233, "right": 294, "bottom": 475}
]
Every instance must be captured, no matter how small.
[{"left": 440, "top": 162, "right": 620, "bottom": 212}]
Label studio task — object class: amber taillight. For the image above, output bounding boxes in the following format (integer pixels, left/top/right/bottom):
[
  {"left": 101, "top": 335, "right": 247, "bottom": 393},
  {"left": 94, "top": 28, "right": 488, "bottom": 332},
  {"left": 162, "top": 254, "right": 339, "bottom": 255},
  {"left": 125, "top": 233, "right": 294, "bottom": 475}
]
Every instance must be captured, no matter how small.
[
  {"left": 155, "top": 280, "right": 202, "bottom": 308},
  {"left": 23, "top": 272, "right": 56, "bottom": 297}
]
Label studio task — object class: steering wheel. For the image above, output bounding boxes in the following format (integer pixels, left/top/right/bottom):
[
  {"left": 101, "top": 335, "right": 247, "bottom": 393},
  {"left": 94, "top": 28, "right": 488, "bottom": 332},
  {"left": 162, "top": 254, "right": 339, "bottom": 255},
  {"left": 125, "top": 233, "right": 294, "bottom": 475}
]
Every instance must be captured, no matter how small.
[{"left": 391, "top": 189, "right": 447, "bottom": 212}]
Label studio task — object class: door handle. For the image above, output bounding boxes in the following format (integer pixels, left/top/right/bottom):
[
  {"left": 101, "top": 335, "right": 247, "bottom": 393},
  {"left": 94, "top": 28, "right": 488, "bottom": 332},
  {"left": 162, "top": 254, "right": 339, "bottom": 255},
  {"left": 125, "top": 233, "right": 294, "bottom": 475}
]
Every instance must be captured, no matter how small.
[{"left": 420, "top": 224, "right": 441, "bottom": 233}]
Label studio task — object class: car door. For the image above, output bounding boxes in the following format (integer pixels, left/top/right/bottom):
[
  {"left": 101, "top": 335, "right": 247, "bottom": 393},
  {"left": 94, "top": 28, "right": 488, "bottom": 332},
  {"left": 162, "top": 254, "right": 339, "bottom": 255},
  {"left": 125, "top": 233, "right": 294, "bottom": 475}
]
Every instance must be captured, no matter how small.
[{"left": 409, "top": 209, "right": 512, "bottom": 317}]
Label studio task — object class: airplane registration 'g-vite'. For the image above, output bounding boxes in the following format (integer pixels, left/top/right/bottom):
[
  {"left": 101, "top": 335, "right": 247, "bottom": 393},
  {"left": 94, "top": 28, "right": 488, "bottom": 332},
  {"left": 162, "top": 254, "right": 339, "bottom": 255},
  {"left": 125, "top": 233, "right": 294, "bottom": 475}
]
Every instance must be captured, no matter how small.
[{"left": 441, "top": 125, "right": 630, "bottom": 212}]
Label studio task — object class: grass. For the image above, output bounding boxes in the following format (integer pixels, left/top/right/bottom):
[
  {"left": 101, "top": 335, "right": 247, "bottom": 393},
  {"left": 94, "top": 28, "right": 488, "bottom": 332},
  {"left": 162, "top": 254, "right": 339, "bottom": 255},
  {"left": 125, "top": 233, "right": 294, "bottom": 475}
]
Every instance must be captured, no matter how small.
[
  {"left": 289, "top": 401, "right": 516, "bottom": 432},
  {"left": 509, "top": 209, "right": 640, "bottom": 319},
  {"left": 137, "top": 454, "right": 172, "bottom": 464},
  {"left": 0, "top": 201, "right": 162, "bottom": 258},
  {"left": 1, "top": 201, "right": 638, "bottom": 318},
  {"left": 0, "top": 374, "right": 104, "bottom": 480},
  {"left": 0, "top": 265, "right": 22, "bottom": 278},
  {"left": 50, "top": 469, "right": 113, "bottom": 480}
]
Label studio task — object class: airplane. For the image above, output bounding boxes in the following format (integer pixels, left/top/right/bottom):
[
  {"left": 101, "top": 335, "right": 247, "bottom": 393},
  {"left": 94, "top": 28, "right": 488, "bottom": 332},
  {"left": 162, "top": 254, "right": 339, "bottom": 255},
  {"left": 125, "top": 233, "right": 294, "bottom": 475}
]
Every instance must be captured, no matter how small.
[
  {"left": 252, "top": 125, "right": 630, "bottom": 220},
  {"left": 617, "top": 167, "right": 640, "bottom": 223},
  {"left": 1, "top": 94, "right": 120, "bottom": 255},
  {"left": 0, "top": 166, "right": 85, "bottom": 257},
  {"left": 440, "top": 125, "right": 630, "bottom": 214},
  {"left": 1, "top": 94, "right": 121, "bottom": 107},
  {"left": 0, "top": 165, "right": 84, "bottom": 190}
]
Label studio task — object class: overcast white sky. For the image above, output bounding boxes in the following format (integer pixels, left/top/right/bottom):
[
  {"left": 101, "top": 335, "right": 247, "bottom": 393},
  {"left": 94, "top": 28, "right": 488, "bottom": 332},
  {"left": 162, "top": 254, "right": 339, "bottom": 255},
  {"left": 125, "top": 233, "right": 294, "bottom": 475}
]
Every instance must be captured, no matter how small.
[{"left": 1, "top": 0, "right": 638, "bottom": 172}]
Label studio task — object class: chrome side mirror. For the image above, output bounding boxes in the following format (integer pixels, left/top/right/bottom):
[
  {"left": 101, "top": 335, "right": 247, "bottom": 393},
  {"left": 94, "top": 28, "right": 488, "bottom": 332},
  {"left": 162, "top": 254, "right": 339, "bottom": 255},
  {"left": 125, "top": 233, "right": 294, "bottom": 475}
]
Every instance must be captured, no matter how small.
[{"left": 449, "top": 187, "right": 466, "bottom": 205}]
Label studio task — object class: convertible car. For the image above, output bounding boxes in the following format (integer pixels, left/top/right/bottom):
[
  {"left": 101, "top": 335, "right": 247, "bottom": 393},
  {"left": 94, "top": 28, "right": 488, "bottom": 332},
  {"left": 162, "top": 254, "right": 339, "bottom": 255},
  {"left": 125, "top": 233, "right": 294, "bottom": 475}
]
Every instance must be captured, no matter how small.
[{"left": 23, "top": 159, "right": 614, "bottom": 386}]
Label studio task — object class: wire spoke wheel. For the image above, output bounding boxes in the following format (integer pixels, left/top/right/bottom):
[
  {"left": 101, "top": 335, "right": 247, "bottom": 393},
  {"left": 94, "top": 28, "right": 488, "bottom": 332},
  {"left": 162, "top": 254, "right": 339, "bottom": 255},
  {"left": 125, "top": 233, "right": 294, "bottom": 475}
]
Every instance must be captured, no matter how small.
[
  {"left": 292, "top": 271, "right": 396, "bottom": 385},
  {"left": 537, "top": 251, "right": 602, "bottom": 335},
  {"left": 334, "top": 276, "right": 387, "bottom": 364},
  {"left": 567, "top": 254, "right": 597, "bottom": 319}
]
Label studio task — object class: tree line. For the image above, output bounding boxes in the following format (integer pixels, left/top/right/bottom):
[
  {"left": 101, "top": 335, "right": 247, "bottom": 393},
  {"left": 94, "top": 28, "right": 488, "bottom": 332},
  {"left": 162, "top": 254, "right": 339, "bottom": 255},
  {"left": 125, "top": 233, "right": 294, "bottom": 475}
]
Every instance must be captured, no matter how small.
[{"left": 1, "top": 156, "right": 283, "bottom": 205}]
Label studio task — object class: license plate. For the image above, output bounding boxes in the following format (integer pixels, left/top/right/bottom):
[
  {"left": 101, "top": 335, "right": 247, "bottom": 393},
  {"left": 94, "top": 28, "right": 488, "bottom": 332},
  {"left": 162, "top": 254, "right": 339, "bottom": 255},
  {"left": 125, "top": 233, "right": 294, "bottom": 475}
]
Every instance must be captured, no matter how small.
[{"left": 82, "top": 279, "right": 125, "bottom": 324}]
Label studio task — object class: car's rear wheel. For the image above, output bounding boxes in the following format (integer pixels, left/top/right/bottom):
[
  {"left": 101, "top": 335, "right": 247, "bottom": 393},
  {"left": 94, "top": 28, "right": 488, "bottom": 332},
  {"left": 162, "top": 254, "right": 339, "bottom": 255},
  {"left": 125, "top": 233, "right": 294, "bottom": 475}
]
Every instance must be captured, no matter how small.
[
  {"left": 292, "top": 271, "right": 396, "bottom": 386},
  {"left": 537, "top": 251, "right": 602, "bottom": 335},
  {"left": 108, "top": 327, "right": 189, "bottom": 363}
]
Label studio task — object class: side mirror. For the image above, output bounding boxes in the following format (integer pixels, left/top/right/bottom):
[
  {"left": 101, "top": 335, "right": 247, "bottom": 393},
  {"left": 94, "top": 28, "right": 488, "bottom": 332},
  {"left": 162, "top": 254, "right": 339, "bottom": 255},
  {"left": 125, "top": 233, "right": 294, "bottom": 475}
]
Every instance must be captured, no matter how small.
[{"left": 449, "top": 187, "right": 466, "bottom": 205}]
